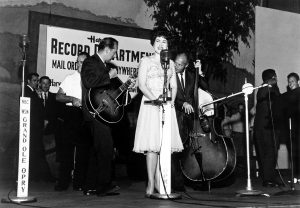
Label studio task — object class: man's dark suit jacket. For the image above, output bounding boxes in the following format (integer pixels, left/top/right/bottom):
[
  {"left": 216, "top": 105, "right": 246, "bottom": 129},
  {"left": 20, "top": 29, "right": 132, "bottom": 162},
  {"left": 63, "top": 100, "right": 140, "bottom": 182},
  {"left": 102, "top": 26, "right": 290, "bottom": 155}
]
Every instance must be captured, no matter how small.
[
  {"left": 174, "top": 66, "right": 208, "bottom": 143},
  {"left": 43, "top": 91, "right": 59, "bottom": 135},
  {"left": 81, "top": 54, "right": 111, "bottom": 121}
]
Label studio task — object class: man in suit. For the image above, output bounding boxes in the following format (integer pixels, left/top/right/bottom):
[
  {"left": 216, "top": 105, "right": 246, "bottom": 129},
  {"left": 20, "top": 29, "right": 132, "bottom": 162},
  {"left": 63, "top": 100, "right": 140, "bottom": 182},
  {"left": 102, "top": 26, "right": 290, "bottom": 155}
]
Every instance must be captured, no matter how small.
[
  {"left": 38, "top": 76, "right": 58, "bottom": 135},
  {"left": 37, "top": 76, "right": 58, "bottom": 182},
  {"left": 81, "top": 37, "right": 120, "bottom": 196},
  {"left": 253, "top": 69, "right": 284, "bottom": 187},
  {"left": 172, "top": 52, "right": 208, "bottom": 191},
  {"left": 55, "top": 52, "right": 91, "bottom": 191}
]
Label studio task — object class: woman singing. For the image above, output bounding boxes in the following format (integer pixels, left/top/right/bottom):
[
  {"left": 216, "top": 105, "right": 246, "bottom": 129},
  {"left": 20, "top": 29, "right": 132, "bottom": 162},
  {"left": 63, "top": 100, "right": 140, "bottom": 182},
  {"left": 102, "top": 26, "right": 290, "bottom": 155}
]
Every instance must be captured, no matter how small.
[{"left": 133, "top": 29, "right": 183, "bottom": 197}]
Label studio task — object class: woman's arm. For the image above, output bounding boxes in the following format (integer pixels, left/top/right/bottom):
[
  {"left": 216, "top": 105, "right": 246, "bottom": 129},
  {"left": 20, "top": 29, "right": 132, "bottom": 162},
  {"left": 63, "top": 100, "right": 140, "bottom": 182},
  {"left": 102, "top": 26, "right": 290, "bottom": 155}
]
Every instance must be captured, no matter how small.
[
  {"left": 138, "top": 58, "right": 157, "bottom": 100},
  {"left": 169, "top": 63, "right": 178, "bottom": 105}
]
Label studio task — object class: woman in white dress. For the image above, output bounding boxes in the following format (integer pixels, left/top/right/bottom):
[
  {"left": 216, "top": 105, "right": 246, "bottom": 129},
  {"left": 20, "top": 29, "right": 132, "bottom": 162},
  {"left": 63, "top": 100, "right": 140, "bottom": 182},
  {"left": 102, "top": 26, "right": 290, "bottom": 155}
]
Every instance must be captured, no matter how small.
[{"left": 133, "top": 29, "right": 183, "bottom": 197}]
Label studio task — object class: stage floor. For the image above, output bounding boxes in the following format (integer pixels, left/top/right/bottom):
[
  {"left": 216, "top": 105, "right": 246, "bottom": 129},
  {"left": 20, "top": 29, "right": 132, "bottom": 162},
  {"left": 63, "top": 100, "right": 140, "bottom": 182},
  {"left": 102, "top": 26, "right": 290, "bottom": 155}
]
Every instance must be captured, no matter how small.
[{"left": 0, "top": 175, "right": 299, "bottom": 208}]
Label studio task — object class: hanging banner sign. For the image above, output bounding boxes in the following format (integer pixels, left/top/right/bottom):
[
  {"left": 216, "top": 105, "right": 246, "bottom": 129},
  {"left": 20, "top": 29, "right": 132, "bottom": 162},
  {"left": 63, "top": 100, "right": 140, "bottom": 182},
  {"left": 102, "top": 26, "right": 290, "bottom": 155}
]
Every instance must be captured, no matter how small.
[{"left": 45, "top": 26, "right": 154, "bottom": 93}]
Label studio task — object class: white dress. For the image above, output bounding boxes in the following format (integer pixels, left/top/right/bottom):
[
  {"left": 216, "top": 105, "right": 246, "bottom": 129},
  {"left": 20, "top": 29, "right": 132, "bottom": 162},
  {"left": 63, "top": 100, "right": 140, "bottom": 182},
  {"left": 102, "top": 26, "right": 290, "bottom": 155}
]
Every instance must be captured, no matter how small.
[{"left": 133, "top": 57, "right": 183, "bottom": 154}]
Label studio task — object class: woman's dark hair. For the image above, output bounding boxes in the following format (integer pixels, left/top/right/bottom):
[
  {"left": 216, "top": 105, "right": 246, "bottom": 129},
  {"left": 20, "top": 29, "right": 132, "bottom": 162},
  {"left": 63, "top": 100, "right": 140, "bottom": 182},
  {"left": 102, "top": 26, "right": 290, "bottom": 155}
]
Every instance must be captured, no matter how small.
[
  {"left": 150, "top": 28, "right": 170, "bottom": 46},
  {"left": 98, "top": 37, "right": 118, "bottom": 51},
  {"left": 287, "top": 72, "right": 299, "bottom": 81}
]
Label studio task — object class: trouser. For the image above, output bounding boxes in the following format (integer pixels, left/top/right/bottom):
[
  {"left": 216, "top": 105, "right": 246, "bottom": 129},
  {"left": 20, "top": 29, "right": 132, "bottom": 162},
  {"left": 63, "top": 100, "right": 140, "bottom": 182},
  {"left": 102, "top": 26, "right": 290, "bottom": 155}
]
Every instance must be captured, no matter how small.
[
  {"left": 286, "top": 127, "right": 300, "bottom": 178},
  {"left": 171, "top": 152, "right": 185, "bottom": 189},
  {"left": 84, "top": 119, "right": 114, "bottom": 191},
  {"left": 254, "top": 128, "right": 279, "bottom": 181},
  {"left": 30, "top": 123, "right": 53, "bottom": 181},
  {"left": 56, "top": 106, "right": 91, "bottom": 187}
]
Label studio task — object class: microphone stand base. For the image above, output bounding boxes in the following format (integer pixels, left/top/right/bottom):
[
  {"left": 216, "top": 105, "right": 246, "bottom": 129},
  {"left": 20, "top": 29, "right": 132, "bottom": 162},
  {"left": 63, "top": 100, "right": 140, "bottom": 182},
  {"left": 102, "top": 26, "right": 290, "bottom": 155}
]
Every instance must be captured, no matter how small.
[
  {"left": 1, "top": 196, "right": 37, "bottom": 204},
  {"left": 150, "top": 193, "right": 182, "bottom": 200},
  {"left": 236, "top": 189, "right": 270, "bottom": 197}
]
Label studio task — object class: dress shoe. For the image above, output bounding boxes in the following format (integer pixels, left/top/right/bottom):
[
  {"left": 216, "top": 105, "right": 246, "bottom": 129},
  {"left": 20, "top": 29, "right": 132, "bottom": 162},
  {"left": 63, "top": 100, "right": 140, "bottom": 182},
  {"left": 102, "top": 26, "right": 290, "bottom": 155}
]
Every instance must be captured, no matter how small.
[
  {"left": 273, "top": 180, "right": 285, "bottom": 187},
  {"left": 73, "top": 185, "right": 83, "bottom": 191},
  {"left": 262, "top": 181, "right": 278, "bottom": 187},
  {"left": 73, "top": 187, "right": 83, "bottom": 191},
  {"left": 96, "top": 185, "right": 120, "bottom": 197},
  {"left": 83, "top": 189, "right": 97, "bottom": 196},
  {"left": 288, "top": 178, "right": 300, "bottom": 184},
  {"left": 145, "top": 193, "right": 152, "bottom": 198}
]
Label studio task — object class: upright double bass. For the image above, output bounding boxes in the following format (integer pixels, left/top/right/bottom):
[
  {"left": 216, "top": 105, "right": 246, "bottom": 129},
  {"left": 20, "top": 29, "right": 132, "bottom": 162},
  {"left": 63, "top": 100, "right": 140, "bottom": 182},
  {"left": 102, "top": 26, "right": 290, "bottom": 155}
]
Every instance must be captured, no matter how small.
[{"left": 180, "top": 62, "right": 236, "bottom": 185}]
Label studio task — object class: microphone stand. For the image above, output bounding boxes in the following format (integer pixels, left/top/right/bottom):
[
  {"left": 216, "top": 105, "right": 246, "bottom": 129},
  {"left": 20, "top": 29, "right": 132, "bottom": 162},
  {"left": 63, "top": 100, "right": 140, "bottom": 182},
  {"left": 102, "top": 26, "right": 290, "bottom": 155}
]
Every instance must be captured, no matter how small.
[
  {"left": 274, "top": 117, "right": 300, "bottom": 196},
  {"left": 1, "top": 35, "right": 37, "bottom": 204},
  {"left": 144, "top": 61, "right": 181, "bottom": 200},
  {"left": 21, "top": 38, "right": 26, "bottom": 97},
  {"left": 201, "top": 79, "right": 270, "bottom": 197}
]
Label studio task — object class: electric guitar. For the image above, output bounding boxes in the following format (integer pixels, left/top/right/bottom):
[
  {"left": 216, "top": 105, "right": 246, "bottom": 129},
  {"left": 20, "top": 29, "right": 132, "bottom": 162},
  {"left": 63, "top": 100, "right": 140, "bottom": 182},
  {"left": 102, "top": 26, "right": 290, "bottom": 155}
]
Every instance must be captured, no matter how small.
[{"left": 86, "top": 73, "right": 137, "bottom": 124}]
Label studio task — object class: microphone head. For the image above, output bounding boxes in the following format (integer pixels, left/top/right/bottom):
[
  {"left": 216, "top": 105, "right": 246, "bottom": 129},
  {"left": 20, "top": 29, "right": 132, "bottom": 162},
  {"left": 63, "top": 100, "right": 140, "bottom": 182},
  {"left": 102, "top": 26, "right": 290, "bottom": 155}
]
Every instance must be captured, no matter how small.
[
  {"left": 266, "top": 77, "right": 277, "bottom": 86},
  {"left": 160, "top": 49, "right": 170, "bottom": 63},
  {"left": 19, "top": 34, "right": 29, "bottom": 48}
]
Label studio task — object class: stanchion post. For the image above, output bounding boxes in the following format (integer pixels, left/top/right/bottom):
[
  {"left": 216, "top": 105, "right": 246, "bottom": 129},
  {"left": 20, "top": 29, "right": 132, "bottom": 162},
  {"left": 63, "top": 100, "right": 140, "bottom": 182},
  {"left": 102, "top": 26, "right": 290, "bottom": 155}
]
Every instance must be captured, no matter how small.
[
  {"left": 1, "top": 34, "right": 37, "bottom": 204},
  {"left": 200, "top": 80, "right": 271, "bottom": 197},
  {"left": 236, "top": 81, "right": 269, "bottom": 197}
]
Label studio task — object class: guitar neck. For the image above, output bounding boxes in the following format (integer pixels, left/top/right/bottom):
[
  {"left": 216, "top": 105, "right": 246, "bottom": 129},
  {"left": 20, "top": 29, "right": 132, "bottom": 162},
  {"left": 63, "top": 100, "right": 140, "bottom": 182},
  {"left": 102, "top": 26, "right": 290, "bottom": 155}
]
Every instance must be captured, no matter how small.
[
  {"left": 119, "top": 80, "right": 132, "bottom": 92},
  {"left": 110, "top": 80, "right": 132, "bottom": 99}
]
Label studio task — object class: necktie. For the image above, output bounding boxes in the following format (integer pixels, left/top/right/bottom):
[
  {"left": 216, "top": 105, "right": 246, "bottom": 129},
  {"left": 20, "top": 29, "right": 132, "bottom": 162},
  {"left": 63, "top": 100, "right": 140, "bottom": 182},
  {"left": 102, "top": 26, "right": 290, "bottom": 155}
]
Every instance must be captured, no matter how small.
[
  {"left": 180, "top": 73, "right": 185, "bottom": 90},
  {"left": 42, "top": 92, "right": 46, "bottom": 106}
]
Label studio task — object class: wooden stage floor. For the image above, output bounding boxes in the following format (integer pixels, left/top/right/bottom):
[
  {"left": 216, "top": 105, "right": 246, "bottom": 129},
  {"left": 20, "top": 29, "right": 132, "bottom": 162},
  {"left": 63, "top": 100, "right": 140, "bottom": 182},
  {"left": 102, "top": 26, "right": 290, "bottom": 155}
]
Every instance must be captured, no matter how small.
[{"left": 0, "top": 174, "right": 300, "bottom": 208}]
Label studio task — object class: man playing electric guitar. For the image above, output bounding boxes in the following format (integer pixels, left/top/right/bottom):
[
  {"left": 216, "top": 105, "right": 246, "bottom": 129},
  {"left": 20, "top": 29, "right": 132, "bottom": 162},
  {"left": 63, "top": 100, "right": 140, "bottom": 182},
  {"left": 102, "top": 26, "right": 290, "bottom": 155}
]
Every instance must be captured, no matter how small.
[
  {"left": 86, "top": 61, "right": 137, "bottom": 124},
  {"left": 81, "top": 37, "right": 121, "bottom": 196}
]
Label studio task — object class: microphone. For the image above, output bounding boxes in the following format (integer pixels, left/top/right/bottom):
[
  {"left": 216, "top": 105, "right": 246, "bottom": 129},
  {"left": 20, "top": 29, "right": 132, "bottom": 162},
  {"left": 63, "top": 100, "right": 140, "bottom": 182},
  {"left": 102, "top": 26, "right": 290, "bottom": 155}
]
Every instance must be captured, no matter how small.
[
  {"left": 160, "top": 49, "right": 170, "bottom": 70},
  {"left": 19, "top": 34, "right": 29, "bottom": 51},
  {"left": 262, "top": 77, "right": 277, "bottom": 88},
  {"left": 267, "top": 77, "right": 277, "bottom": 86}
]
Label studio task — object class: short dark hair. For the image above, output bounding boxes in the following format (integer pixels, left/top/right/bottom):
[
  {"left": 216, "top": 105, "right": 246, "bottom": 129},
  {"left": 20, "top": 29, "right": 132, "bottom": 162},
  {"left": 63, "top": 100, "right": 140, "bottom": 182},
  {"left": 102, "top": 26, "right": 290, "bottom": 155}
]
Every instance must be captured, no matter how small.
[
  {"left": 262, "top": 69, "right": 276, "bottom": 82},
  {"left": 175, "top": 51, "right": 189, "bottom": 62},
  {"left": 150, "top": 28, "right": 170, "bottom": 46},
  {"left": 39, "top": 76, "right": 51, "bottom": 83},
  {"left": 287, "top": 72, "right": 299, "bottom": 81},
  {"left": 26, "top": 72, "right": 39, "bottom": 81},
  {"left": 78, "top": 51, "right": 90, "bottom": 58},
  {"left": 98, "top": 37, "right": 118, "bottom": 51}
]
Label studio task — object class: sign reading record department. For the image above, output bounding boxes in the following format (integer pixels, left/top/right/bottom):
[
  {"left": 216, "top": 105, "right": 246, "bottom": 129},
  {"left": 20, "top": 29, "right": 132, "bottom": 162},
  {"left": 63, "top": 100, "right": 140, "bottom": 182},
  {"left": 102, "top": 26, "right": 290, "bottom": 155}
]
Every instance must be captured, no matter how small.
[{"left": 50, "top": 36, "right": 152, "bottom": 69}]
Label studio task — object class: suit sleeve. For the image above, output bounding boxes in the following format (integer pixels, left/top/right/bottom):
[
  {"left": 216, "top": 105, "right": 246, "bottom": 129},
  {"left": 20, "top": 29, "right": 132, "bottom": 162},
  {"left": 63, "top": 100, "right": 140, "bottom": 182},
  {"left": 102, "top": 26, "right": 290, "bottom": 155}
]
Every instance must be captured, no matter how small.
[{"left": 81, "top": 57, "right": 110, "bottom": 89}]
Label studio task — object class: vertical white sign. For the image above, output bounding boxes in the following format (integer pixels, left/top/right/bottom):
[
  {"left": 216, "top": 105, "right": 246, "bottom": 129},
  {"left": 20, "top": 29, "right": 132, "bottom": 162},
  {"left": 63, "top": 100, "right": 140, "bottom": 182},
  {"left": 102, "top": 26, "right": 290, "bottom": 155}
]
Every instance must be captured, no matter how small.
[{"left": 17, "top": 97, "right": 31, "bottom": 198}]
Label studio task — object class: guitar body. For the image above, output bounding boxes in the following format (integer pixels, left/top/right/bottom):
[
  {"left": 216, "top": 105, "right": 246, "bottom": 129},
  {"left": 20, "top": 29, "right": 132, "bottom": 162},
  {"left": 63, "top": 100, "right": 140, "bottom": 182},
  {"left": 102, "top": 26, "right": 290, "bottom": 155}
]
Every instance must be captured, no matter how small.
[{"left": 86, "top": 77, "right": 132, "bottom": 124}]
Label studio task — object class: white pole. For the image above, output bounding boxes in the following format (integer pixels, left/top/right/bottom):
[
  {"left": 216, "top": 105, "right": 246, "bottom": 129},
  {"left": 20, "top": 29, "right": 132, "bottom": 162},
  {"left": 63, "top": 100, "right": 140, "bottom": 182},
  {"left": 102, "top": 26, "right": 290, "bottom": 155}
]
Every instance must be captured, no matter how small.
[{"left": 1, "top": 34, "right": 37, "bottom": 204}]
